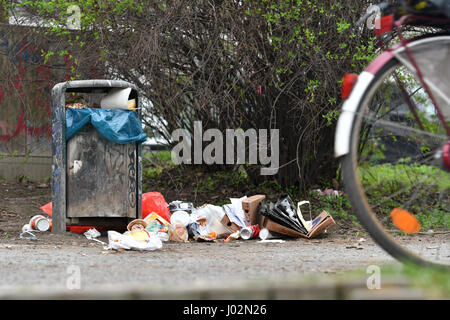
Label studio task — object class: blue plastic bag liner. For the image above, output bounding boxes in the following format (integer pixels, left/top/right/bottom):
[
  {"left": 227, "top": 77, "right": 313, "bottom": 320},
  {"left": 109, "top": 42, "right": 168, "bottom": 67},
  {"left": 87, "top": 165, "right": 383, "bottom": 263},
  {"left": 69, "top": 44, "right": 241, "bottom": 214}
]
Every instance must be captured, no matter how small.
[{"left": 66, "top": 108, "right": 147, "bottom": 144}]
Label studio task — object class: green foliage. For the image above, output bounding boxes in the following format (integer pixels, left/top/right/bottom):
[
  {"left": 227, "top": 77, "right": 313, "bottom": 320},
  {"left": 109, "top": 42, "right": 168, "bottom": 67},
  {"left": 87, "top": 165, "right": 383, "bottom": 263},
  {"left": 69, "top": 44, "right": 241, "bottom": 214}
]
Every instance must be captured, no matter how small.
[
  {"left": 309, "top": 190, "right": 358, "bottom": 225},
  {"left": 416, "top": 209, "right": 450, "bottom": 230},
  {"left": 143, "top": 167, "right": 163, "bottom": 179},
  {"left": 359, "top": 163, "right": 449, "bottom": 229},
  {"left": 15, "top": 0, "right": 377, "bottom": 191},
  {"left": 259, "top": 179, "right": 282, "bottom": 194},
  {"left": 322, "top": 109, "right": 340, "bottom": 126},
  {"left": 361, "top": 163, "right": 450, "bottom": 192},
  {"left": 142, "top": 151, "right": 174, "bottom": 170}
]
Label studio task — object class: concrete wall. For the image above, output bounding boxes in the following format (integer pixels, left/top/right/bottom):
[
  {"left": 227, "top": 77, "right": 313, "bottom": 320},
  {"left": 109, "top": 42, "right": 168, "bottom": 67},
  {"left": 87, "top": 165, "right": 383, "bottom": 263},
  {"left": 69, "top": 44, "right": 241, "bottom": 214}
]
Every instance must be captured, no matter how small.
[{"left": 0, "top": 24, "right": 87, "bottom": 181}]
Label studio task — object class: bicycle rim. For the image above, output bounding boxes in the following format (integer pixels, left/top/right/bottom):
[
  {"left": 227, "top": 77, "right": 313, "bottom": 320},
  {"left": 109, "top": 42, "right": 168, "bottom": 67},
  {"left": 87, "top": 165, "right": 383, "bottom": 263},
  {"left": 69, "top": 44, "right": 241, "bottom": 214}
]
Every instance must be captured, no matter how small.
[{"left": 343, "top": 58, "right": 449, "bottom": 268}]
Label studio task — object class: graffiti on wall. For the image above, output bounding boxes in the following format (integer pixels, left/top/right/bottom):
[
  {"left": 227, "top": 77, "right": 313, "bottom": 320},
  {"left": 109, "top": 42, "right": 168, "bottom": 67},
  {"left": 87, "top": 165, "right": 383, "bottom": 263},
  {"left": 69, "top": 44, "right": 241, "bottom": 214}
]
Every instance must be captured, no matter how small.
[
  {"left": 0, "top": 26, "right": 88, "bottom": 155},
  {"left": 0, "top": 31, "right": 50, "bottom": 145}
]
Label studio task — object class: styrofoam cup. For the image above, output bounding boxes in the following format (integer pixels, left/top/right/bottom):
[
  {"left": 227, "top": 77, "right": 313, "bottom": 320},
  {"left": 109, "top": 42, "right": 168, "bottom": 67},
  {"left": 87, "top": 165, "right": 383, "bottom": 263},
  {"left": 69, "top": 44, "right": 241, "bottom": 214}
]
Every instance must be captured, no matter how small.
[
  {"left": 259, "top": 228, "right": 275, "bottom": 240},
  {"left": 170, "top": 210, "right": 190, "bottom": 227}
]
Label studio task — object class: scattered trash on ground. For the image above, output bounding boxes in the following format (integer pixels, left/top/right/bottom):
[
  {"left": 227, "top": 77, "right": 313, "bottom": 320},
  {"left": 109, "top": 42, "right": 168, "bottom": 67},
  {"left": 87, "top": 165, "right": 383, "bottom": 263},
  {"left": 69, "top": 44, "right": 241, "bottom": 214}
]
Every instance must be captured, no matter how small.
[
  {"left": 19, "top": 230, "right": 38, "bottom": 240},
  {"left": 224, "top": 230, "right": 240, "bottom": 242},
  {"left": 259, "top": 228, "right": 277, "bottom": 240},
  {"left": 30, "top": 191, "right": 337, "bottom": 252},
  {"left": 258, "top": 239, "right": 286, "bottom": 244},
  {"left": 84, "top": 228, "right": 101, "bottom": 239},
  {"left": 19, "top": 214, "right": 52, "bottom": 240},
  {"left": 142, "top": 192, "right": 172, "bottom": 222},
  {"left": 260, "top": 195, "right": 336, "bottom": 239},
  {"left": 105, "top": 230, "right": 162, "bottom": 251},
  {"left": 37, "top": 201, "right": 106, "bottom": 234},
  {"left": 84, "top": 228, "right": 107, "bottom": 246},
  {"left": 168, "top": 223, "right": 189, "bottom": 243},
  {"left": 240, "top": 225, "right": 260, "bottom": 240},
  {"left": 29, "top": 215, "right": 51, "bottom": 232}
]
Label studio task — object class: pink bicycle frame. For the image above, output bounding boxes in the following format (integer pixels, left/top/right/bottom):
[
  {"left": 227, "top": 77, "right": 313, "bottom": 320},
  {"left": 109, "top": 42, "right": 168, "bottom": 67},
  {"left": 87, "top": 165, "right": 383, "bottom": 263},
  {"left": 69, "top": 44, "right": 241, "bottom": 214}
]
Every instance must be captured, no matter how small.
[{"left": 374, "top": 14, "right": 450, "bottom": 135}]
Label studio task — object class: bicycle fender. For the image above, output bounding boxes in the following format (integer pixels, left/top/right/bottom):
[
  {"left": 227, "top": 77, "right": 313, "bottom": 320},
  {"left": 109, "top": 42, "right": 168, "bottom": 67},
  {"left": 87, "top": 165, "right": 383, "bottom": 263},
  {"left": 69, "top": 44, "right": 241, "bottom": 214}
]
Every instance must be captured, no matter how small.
[
  {"left": 334, "top": 49, "right": 397, "bottom": 158},
  {"left": 334, "top": 71, "right": 374, "bottom": 158}
]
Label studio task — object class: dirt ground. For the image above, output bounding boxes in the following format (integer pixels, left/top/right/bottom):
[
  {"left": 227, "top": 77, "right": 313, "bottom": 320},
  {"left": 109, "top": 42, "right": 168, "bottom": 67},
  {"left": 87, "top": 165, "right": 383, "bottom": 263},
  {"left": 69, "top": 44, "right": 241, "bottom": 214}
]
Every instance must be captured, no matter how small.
[
  {"left": 0, "top": 179, "right": 52, "bottom": 238},
  {"left": 0, "top": 178, "right": 448, "bottom": 291}
]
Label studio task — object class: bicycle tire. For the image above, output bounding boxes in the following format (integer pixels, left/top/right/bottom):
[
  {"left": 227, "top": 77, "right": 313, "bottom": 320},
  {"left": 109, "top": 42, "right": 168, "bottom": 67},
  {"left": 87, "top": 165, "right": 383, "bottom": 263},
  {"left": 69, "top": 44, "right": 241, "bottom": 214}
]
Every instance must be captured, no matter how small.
[{"left": 341, "top": 56, "right": 449, "bottom": 269}]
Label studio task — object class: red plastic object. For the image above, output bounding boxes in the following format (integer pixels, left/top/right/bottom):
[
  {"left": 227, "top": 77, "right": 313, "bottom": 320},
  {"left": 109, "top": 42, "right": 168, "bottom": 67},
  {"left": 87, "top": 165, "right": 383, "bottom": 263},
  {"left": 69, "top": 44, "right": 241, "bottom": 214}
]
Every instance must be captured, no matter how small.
[
  {"left": 68, "top": 226, "right": 107, "bottom": 233},
  {"left": 40, "top": 202, "right": 52, "bottom": 216},
  {"left": 341, "top": 74, "right": 358, "bottom": 99},
  {"left": 142, "top": 192, "right": 172, "bottom": 222},
  {"left": 442, "top": 141, "right": 450, "bottom": 171},
  {"left": 40, "top": 202, "right": 103, "bottom": 233},
  {"left": 374, "top": 15, "right": 394, "bottom": 35}
]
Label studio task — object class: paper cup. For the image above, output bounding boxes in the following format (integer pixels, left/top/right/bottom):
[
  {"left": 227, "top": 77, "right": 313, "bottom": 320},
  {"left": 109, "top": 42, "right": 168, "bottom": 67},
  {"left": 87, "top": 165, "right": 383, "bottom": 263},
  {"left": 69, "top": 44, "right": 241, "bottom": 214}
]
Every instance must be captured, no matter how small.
[
  {"left": 170, "top": 210, "right": 190, "bottom": 227},
  {"left": 259, "top": 228, "right": 275, "bottom": 240},
  {"left": 22, "top": 224, "right": 32, "bottom": 233},
  {"left": 29, "top": 215, "right": 50, "bottom": 232}
]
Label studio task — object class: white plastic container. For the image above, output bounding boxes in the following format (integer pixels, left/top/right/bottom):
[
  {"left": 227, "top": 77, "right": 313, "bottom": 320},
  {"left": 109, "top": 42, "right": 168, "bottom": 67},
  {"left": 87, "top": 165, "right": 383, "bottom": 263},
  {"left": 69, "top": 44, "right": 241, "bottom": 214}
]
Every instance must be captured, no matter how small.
[
  {"left": 259, "top": 228, "right": 275, "bottom": 240},
  {"left": 170, "top": 210, "right": 191, "bottom": 227},
  {"left": 100, "top": 87, "right": 132, "bottom": 110}
]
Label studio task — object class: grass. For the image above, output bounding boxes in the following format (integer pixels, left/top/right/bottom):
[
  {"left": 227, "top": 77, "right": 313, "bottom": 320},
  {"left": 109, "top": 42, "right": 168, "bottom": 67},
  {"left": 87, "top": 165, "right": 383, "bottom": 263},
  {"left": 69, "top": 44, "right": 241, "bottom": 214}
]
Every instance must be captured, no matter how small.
[
  {"left": 361, "top": 163, "right": 450, "bottom": 192},
  {"left": 401, "top": 264, "right": 450, "bottom": 299},
  {"left": 359, "top": 163, "right": 449, "bottom": 230},
  {"left": 343, "top": 263, "right": 450, "bottom": 299}
]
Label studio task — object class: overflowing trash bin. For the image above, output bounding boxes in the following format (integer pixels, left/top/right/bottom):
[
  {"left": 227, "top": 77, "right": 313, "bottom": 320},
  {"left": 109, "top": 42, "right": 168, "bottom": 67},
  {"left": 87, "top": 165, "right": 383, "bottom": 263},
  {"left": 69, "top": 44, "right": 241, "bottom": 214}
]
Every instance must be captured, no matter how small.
[
  {"left": 46, "top": 80, "right": 337, "bottom": 246},
  {"left": 51, "top": 80, "right": 146, "bottom": 233}
]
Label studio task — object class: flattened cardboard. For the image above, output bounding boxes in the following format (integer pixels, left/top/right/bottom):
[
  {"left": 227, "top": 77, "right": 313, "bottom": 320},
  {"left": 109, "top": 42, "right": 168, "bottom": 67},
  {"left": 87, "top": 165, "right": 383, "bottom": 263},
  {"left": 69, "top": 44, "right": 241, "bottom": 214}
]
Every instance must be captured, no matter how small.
[
  {"left": 261, "top": 216, "right": 308, "bottom": 238},
  {"left": 220, "top": 213, "right": 241, "bottom": 233},
  {"left": 308, "top": 211, "right": 336, "bottom": 238},
  {"left": 261, "top": 210, "right": 335, "bottom": 239},
  {"left": 242, "top": 195, "right": 266, "bottom": 226}
]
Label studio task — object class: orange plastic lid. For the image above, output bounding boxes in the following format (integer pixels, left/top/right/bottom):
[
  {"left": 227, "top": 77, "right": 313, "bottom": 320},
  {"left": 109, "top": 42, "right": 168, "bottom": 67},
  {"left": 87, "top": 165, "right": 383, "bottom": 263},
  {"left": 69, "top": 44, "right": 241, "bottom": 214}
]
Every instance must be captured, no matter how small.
[{"left": 390, "top": 208, "right": 421, "bottom": 234}]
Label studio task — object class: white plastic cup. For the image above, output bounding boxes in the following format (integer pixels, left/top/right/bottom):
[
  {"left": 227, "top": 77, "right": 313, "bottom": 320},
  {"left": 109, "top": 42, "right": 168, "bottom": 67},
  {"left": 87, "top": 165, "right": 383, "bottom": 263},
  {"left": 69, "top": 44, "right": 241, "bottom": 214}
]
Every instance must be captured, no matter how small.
[
  {"left": 170, "top": 210, "right": 190, "bottom": 227},
  {"left": 22, "top": 224, "right": 32, "bottom": 233},
  {"left": 259, "top": 228, "right": 275, "bottom": 240}
]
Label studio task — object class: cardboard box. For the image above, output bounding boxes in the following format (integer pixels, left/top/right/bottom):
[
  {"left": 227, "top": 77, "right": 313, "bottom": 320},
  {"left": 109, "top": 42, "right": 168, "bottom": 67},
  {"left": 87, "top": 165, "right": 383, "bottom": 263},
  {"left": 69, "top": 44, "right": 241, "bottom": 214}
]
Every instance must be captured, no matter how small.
[
  {"left": 307, "top": 211, "right": 336, "bottom": 238},
  {"left": 241, "top": 195, "right": 266, "bottom": 226},
  {"left": 220, "top": 213, "right": 241, "bottom": 233},
  {"left": 261, "top": 216, "right": 305, "bottom": 237},
  {"left": 261, "top": 210, "right": 336, "bottom": 239}
]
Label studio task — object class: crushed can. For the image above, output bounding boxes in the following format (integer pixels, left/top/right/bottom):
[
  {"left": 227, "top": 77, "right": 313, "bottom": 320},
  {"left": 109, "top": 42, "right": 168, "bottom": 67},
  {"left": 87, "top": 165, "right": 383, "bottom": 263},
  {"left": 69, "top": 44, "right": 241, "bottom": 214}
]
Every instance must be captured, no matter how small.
[{"left": 240, "top": 224, "right": 260, "bottom": 240}]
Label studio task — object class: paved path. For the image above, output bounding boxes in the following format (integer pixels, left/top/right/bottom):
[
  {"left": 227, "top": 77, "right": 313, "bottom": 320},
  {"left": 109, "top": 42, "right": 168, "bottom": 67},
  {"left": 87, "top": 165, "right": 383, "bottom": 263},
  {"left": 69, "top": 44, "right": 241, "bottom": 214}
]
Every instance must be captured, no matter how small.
[{"left": 0, "top": 235, "right": 398, "bottom": 293}]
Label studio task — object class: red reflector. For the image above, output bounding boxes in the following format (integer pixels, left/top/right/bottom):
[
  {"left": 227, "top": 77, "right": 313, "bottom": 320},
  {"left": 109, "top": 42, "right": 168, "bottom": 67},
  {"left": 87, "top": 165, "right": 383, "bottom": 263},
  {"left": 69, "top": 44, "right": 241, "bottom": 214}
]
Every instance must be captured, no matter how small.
[
  {"left": 443, "top": 141, "right": 450, "bottom": 170},
  {"left": 341, "top": 74, "right": 358, "bottom": 99},
  {"left": 374, "top": 15, "right": 394, "bottom": 35}
]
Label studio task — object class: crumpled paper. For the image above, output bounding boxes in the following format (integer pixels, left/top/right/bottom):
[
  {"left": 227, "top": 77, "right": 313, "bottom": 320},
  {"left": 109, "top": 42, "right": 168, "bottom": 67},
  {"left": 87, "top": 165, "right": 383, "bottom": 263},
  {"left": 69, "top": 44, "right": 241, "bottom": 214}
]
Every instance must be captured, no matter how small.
[{"left": 106, "top": 230, "right": 163, "bottom": 251}]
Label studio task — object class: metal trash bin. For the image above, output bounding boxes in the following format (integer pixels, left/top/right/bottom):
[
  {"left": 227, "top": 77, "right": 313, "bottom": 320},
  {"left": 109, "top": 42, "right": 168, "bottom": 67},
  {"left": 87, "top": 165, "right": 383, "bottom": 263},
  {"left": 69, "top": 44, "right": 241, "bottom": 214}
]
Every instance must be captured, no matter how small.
[{"left": 51, "top": 80, "right": 144, "bottom": 233}]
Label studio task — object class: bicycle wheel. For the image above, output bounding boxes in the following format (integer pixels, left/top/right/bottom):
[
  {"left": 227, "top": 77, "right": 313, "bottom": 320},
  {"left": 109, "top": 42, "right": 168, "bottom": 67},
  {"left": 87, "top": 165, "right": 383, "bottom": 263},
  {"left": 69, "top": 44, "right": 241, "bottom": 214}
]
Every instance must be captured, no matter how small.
[{"left": 342, "top": 55, "right": 449, "bottom": 268}]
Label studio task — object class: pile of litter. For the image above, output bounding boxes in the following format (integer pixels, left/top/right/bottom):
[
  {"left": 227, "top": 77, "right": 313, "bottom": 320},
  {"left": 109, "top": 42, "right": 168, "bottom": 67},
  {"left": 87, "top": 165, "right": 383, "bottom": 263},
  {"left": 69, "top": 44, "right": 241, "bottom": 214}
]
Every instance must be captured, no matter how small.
[{"left": 21, "top": 193, "right": 337, "bottom": 251}]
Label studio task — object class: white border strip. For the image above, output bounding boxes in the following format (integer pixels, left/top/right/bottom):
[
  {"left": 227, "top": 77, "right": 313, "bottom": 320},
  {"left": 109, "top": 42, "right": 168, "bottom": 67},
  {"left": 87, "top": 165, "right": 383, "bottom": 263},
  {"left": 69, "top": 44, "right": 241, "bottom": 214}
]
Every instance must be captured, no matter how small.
[{"left": 334, "top": 72, "right": 374, "bottom": 158}]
